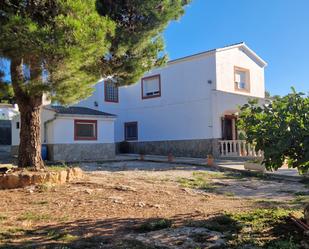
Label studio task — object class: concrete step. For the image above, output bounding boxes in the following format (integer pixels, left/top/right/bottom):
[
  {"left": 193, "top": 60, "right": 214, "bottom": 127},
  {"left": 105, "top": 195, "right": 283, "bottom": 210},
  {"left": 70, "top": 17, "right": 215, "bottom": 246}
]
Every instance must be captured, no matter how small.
[{"left": 218, "top": 156, "right": 254, "bottom": 161}]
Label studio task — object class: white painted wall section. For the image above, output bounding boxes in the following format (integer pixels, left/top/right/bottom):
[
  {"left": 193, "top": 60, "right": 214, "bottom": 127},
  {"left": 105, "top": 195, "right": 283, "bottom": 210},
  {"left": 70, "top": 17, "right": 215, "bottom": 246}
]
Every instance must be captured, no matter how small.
[
  {"left": 51, "top": 116, "right": 114, "bottom": 144},
  {"left": 12, "top": 110, "right": 115, "bottom": 145},
  {"left": 216, "top": 47, "right": 265, "bottom": 98},
  {"left": 211, "top": 90, "right": 266, "bottom": 139},
  {"left": 0, "top": 104, "right": 18, "bottom": 120},
  {"left": 11, "top": 108, "right": 55, "bottom": 146}
]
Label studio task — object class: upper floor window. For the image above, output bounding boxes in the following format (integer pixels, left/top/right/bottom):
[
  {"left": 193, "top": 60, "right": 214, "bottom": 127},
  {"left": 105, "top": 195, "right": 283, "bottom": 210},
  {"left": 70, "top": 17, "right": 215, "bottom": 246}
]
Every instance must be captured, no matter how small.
[
  {"left": 234, "top": 67, "right": 250, "bottom": 92},
  {"left": 74, "top": 120, "right": 97, "bottom": 140},
  {"left": 105, "top": 80, "right": 119, "bottom": 103},
  {"left": 142, "top": 74, "right": 161, "bottom": 99},
  {"left": 124, "top": 122, "right": 138, "bottom": 141}
]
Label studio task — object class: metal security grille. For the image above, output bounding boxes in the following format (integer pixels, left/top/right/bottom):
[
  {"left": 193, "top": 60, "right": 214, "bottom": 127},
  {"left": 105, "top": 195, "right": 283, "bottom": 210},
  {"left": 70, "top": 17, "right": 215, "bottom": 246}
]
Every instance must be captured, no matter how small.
[
  {"left": 105, "top": 81, "right": 119, "bottom": 102},
  {"left": 74, "top": 120, "right": 97, "bottom": 140},
  {"left": 125, "top": 122, "right": 138, "bottom": 141}
]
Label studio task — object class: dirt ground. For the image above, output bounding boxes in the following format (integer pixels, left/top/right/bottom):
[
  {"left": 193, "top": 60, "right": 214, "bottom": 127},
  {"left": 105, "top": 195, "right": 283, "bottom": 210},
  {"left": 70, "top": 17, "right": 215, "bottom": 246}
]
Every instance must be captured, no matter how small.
[{"left": 0, "top": 161, "right": 308, "bottom": 249}]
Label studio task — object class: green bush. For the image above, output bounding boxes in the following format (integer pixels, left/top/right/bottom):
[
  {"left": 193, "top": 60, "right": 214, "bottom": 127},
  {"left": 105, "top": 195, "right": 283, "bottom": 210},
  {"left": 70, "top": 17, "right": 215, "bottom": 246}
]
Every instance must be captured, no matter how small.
[{"left": 238, "top": 88, "right": 309, "bottom": 174}]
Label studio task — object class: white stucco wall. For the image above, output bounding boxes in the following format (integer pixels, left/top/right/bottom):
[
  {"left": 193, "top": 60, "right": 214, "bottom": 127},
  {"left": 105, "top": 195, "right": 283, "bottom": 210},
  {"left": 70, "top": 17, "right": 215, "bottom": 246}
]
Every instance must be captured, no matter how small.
[
  {"left": 78, "top": 53, "right": 217, "bottom": 142},
  {"left": 76, "top": 44, "right": 266, "bottom": 142},
  {"left": 12, "top": 110, "right": 115, "bottom": 146},
  {"left": 49, "top": 116, "right": 115, "bottom": 144},
  {"left": 12, "top": 108, "right": 56, "bottom": 146},
  {"left": 211, "top": 90, "right": 265, "bottom": 139},
  {"left": 216, "top": 47, "right": 265, "bottom": 98},
  {"left": 0, "top": 104, "right": 18, "bottom": 120}
]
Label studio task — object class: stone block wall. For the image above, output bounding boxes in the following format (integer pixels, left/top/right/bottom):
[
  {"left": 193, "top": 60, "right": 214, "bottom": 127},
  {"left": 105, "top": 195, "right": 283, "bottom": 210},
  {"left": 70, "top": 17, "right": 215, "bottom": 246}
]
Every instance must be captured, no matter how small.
[
  {"left": 47, "top": 143, "right": 115, "bottom": 161},
  {"left": 117, "top": 139, "right": 220, "bottom": 158},
  {"left": 12, "top": 143, "right": 116, "bottom": 162}
]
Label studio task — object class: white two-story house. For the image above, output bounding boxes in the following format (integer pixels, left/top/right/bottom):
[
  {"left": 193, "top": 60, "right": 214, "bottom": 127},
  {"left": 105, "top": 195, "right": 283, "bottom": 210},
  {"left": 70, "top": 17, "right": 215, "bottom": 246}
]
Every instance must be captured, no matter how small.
[{"left": 11, "top": 42, "right": 267, "bottom": 161}]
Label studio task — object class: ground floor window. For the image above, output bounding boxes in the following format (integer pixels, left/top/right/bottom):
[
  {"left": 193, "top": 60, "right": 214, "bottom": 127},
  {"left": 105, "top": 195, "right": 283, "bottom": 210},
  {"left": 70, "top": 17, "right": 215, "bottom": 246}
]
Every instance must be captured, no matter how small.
[
  {"left": 74, "top": 120, "right": 97, "bottom": 140},
  {"left": 124, "top": 122, "right": 138, "bottom": 141}
]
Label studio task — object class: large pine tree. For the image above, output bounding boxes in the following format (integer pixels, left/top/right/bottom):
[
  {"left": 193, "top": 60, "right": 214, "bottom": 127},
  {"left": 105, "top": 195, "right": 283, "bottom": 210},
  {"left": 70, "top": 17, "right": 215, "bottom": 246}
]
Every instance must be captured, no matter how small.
[
  {"left": 96, "top": 0, "right": 190, "bottom": 85},
  {"left": 0, "top": 0, "right": 190, "bottom": 170}
]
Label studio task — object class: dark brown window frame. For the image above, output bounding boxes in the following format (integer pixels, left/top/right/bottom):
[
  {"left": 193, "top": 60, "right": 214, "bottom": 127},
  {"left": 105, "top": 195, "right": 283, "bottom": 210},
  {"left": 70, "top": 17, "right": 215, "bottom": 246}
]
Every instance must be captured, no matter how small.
[
  {"left": 141, "top": 74, "right": 161, "bottom": 99},
  {"left": 74, "top": 119, "right": 97, "bottom": 141},
  {"left": 124, "top": 121, "right": 138, "bottom": 141},
  {"left": 234, "top": 66, "right": 251, "bottom": 93},
  {"left": 104, "top": 80, "right": 119, "bottom": 103}
]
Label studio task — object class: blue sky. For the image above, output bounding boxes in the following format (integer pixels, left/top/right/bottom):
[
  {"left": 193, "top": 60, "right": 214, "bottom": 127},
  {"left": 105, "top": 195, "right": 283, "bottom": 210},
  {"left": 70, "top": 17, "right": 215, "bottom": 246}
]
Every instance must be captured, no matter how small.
[{"left": 163, "top": 0, "right": 309, "bottom": 96}]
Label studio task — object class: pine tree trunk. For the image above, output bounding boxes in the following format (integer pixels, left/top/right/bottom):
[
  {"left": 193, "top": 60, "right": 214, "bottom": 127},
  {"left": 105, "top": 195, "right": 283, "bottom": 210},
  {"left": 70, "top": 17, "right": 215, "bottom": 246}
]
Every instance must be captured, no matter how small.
[
  {"left": 18, "top": 105, "right": 44, "bottom": 170},
  {"left": 10, "top": 58, "right": 45, "bottom": 170}
]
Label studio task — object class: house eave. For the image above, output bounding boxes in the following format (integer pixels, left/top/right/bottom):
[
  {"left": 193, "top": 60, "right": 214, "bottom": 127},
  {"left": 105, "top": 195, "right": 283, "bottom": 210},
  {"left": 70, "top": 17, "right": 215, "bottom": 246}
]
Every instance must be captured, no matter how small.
[
  {"left": 216, "top": 43, "right": 268, "bottom": 68},
  {"left": 166, "top": 42, "right": 267, "bottom": 68},
  {"left": 55, "top": 113, "right": 117, "bottom": 120}
]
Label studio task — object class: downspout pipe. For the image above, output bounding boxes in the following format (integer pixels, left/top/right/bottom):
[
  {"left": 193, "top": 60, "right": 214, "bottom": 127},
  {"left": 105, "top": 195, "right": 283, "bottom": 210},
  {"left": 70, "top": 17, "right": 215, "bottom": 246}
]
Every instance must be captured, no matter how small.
[{"left": 43, "top": 116, "right": 56, "bottom": 144}]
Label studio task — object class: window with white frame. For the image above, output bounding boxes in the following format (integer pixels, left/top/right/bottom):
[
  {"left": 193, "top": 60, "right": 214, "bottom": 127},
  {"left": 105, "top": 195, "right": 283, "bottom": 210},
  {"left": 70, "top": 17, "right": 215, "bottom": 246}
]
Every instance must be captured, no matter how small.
[
  {"left": 105, "top": 80, "right": 119, "bottom": 102},
  {"left": 74, "top": 120, "right": 97, "bottom": 140},
  {"left": 234, "top": 67, "right": 250, "bottom": 92},
  {"left": 142, "top": 75, "right": 161, "bottom": 99}
]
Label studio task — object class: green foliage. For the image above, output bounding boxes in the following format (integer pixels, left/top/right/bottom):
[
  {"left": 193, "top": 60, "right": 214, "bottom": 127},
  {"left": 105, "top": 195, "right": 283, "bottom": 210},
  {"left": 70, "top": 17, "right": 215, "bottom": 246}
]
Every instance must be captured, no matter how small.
[
  {"left": 266, "top": 239, "right": 299, "bottom": 249},
  {"left": 18, "top": 212, "right": 52, "bottom": 222},
  {"left": 0, "top": 0, "right": 189, "bottom": 168},
  {"left": 186, "top": 208, "right": 302, "bottom": 248},
  {"left": 47, "top": 230, "right": 78, "bottom": 242},
  {"left": 0, "top": 82, "right": 14, "bottom": 103},
  {"left": 265, "top": 90, "right": 271, "bottom": 98},
  {"left": 0, "top": 215, "right": 7, "bottom": 221},
  {"left": 0, "top": 0, "right": 190, "bottom": 103},
  {"left": 238, "top": 131, "right": 246, "bottom": 140},
  {"left": 238, "top": 88, "right": 309, "bottom": 173},
  {"left": 229, "top": 208, "right": 301, "bottom": 248},
  {"left": 187, "top": 214, "right": 241, "bottom": 233},
  {"left": 0, "top": 69, "right": 14, "bottom": 103},
  {"left": 177, "top": 172, "right": 219, "bottom": 191},
  {"left": 96, "top": 0, "right": 191, "bottom": 85},
  {"left": 0, "top": 0, "right": 115, "bottom": 104},
  {"left": 47, "top": 164, "right": 68, "bottom": 171},
  {"left": 231, "top": 208, "right": 290, "bottom": 231}
]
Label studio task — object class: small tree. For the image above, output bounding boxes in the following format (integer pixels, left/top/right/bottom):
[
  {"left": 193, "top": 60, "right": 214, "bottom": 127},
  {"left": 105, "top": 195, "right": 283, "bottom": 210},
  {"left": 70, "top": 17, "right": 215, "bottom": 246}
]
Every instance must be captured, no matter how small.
[
  {"left": 238, "top": 88, "right": 309, "bottom": 174},
  {"left": 0, "top": 0, "right": 190, "bottom": 170}
]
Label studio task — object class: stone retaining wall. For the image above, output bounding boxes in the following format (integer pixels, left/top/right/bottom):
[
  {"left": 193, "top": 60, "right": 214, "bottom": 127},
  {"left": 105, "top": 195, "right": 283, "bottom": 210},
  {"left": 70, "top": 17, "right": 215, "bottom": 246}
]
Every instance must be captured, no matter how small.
[
  {"left": 0, "top": 167, "right": 83, "bottom": 189},
  {"left": 117, "top": 139, "right": 220, "bottom": 158}
]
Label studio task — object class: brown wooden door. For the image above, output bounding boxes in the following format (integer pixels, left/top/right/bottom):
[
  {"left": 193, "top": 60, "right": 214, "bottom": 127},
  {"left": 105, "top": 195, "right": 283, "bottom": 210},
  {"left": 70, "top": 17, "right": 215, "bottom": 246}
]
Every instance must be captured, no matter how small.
[{"left": 221, "top": 115, "right": 236, "bottom": 140}]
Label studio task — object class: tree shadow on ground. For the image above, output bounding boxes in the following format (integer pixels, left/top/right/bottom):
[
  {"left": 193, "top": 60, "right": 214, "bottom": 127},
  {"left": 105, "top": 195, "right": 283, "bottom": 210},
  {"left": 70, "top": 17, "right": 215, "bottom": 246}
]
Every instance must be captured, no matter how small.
[
  {"left": 184, "top": 212, "right": 306, "bottom": 249},
  {"left": 0, "top": 217, "right": 141, "bottom": 249},
  {"left": 0, "top": 213, "right": 218, "bottom": 249},
  {"left": 0, "top": 211, "right": 306, "bottom": 249},
  {"left": 78, "top": 160, "right": 212, "bottom": 173}
]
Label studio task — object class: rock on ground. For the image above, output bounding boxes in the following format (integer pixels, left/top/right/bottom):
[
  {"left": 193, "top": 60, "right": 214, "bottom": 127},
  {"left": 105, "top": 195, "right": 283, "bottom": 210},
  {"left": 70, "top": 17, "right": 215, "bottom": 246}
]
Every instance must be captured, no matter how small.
[{"left": 125, "top": 226, "right": 225, "bottom": 249}]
